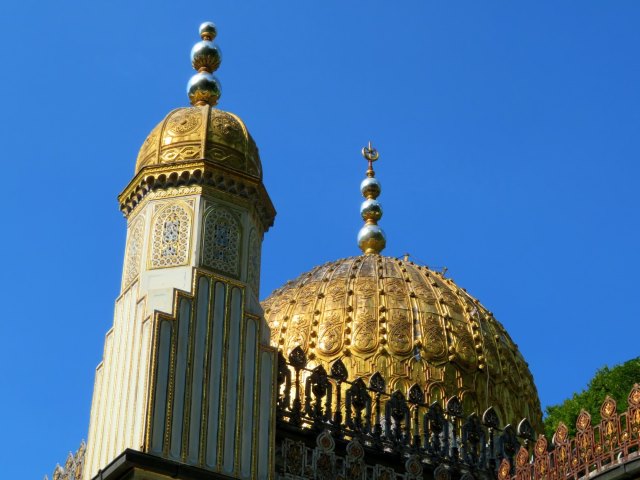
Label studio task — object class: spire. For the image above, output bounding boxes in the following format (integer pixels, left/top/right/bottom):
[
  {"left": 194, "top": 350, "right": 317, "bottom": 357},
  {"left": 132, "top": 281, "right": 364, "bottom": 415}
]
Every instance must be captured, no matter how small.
[
  {"left": 187, "top": 22, "right": 222, "bottom": 106},
  {"left": 357, "top": 141, "right": 386, "bottom": 255}
]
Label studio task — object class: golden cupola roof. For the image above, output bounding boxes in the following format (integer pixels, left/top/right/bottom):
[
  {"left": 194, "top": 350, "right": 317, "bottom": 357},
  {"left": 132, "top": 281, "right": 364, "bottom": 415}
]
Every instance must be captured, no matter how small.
[
  {"left": 135, "top": 22, "right": 262, "bottom": 180},
  {"left": 262, "top": 254, "right": 543, "bottom": 430},
  {"left": 263, "top": 142, "right": 541, "bottom": 430},
  {"left": 135, "top": 106, "right": 262, "bottom": 179},
  {"left": 119, "top": 22, "right": 275, "bottom": 228}
]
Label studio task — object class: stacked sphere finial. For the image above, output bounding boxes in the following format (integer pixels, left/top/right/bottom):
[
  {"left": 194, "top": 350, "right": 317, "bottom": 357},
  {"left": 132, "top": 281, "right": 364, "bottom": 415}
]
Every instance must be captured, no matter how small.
[
  {"left": 357, "top": 142, "right": 386, "bottom": 255},
  {"left": 187, "top": 22, "right": 222, "bottom": 106}
]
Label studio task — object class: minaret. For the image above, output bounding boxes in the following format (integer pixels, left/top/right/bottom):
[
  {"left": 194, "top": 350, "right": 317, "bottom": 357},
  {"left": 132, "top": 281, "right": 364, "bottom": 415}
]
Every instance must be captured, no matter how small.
[{"left": 83, "top": 23, "right": 277, "bottom": 480}]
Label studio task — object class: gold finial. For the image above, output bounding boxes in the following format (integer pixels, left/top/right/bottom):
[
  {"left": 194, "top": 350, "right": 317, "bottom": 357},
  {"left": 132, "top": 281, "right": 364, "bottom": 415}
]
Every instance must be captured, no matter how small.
[
  {"left": 357, "top": 141, "right": 386, "bottom": 255},
  {"left": 187, "top": 22, "right": 222, "bottom": 106},
  {"left": 362, "top": 140, "right": 379, "bottom": 177}
]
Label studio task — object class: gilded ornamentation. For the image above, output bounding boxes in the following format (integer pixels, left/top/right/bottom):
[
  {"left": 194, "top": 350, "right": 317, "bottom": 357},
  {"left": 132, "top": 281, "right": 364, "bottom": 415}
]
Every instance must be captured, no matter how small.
[
  {"left": 136, "top": 129, "right": 158, "bottom": 170},
  {"left": 165, "top": 108, "right": 202, "bottom": 136},
  {"left": 286, "top": 314, "right": 310, "bottom": 353},
  {"left": 146, "top": 186, "right": 201, "bottom": 200},
  {"left": 275, "top": 360, "right": 640, "bottom": 480},
  {"left": 601, "top": 396, "right": 617, "bottom": 419},
  {"left": 46, "top": 442, "right": 85, "bottom": 480},
  {"left": 202, "top": 206, "right": 240, "bottom": 276},
  {"left": 498, "top": 459, "right": 511, "bottom": 480},
  {"left": 423, "top": 315, "right": 446, "bottom": 359},
  {"left": 516, "top": 447, "right": 529, "bottom": 467},
  {"left": 629, "top": 384, "right": 640, "bottom": 406},
  {"left": 247, "top": 229, "right": 261, "bottom": 292},
  {"left": 356, "top": 279, "right": 376, "bottom": 299},
  {"left": 554, "top": 422, "right": 569, "bottom": 445},
  {"left": 534, "top": 435, "right": 547, "bottom": 457},
  {"left": 123, "top": 216, "right": 144, "bottom": 287},
  {"left": 246, "top": 134, "right": 261, "bottom": 177},
  {"left": 134, "top": 106, "right": 263, "bottom": 180},
  {"left": 150, "top": 203, "right": 191, "bottom": 268},
  {"left": 263, "top": 255, "right": 543, "bottom": 431},
  {"left": 352, "top": 309, "right": 377, "bottom": 352},
  {"left": 327, "top": 281, "right": 347, "bottom": 303},
  {"left": 318, "top": 312, "right": 343, "bottom": 355},
  {"left": 385, "top": 278, "right": 406, "bottom": 298},
  {"left": 441, "top": 290, "right": 462, "bottom": 313},
  {"left": 387, "top": 312, "right": 412, "bottom": 355},
  {"left": 205, "top": 144, "right": 245, "bottom": 170},
  {"left": 297, "top": 283, "right": 318, "bottom": 309},
  {"left": 210, "top": 111, "right": 244, "bottom": 147},
  {"left": 576, "top": 410, "right": 591, "bottom": 432},
  {"left": 160, "top": 145, "right": 201, "bottom": 163},
  {"left": 414, "top": 286, "right": 437, "bottom": 305}
]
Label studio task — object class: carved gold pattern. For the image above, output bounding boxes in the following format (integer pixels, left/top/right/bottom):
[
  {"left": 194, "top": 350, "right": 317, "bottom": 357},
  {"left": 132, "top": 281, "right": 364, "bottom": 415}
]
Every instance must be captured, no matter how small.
[
  {"left": 118, "top": 160, "right": 275, "bottom": 234},
  {"left": 202, "top": 206, "right": 240, "bottom": 276},
  {"left": 166, "top": 107, "right": 202, "bottom": 135},
  {"left": 47, "top": 442, "right": 85, "bottom": 480},
  {"left": 247, "top": 229, "right": 261, "bottom": 293},
  {"left": 150, "top": 203, "right": 191, "bottom": 268},
  {"left": 262, "top": 255, "right": 543, "bottom": 431},
  {"left": 160, "top": 145, "right": 202, "bottom": 163},
  {"left": 134, "top": 106, "right": 262, "bottom": 180},
  {"left": 123, "top": 216, "right": 145, "bottom": 287}
]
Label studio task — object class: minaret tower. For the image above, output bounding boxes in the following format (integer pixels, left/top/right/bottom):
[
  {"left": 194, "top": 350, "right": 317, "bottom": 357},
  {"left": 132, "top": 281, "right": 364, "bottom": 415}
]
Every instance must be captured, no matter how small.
[{"left": 83, "top": 23, "right": 277, "bottom": 480}]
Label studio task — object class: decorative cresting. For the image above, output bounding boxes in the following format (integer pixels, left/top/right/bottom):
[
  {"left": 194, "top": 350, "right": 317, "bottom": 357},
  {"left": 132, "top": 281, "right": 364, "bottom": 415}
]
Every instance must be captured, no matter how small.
[
  {"left": 275, "top": 351, "right": 537, "bottom": 479},
  {"left": 263, "top": 255, "right": 543, "bottom": 431},
  {"left": 499, "top": 384, "right": 640, "bottom": 480},
  {"left": 45, "top": 442, "right": 85, "bottom": 480},
  {"left": 358, "top": 142, "right": 386, "bottom": 255}
]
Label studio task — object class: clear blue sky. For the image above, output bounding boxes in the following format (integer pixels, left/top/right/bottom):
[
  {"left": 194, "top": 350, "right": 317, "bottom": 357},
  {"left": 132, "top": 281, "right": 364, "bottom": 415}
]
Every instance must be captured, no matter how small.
[{"left": 1, "top": 2, "right": 638, "bottom": 478}]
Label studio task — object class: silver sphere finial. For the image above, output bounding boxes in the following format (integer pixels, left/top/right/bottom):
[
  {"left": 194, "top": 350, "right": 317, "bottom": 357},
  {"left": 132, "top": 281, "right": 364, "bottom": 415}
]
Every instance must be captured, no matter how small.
[
  {"left": 357, "top": 142, "right": 386, "bottom": 255},
  {"left": 199, "top": 22, "right": 217, "bottom": 40},
  {"left": 187, "top": 22, "right": 222, "bottom": 106}
]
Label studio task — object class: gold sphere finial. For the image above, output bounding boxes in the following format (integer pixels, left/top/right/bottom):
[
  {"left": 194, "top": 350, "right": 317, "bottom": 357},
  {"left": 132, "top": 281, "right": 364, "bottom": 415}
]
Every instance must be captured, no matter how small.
[
  {"left": 357, "top": 142, "right": 386, "bottom": 255},
  {"left": 187, "top": 21, "right": 222, "bottom": 106}
]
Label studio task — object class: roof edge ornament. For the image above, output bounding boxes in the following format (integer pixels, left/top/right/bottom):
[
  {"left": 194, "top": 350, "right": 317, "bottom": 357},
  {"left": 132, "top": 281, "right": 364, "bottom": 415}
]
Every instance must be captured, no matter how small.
[
  {"left": 357, "top": 141, "right": 386, "bottom": 255},
  {"left": 187, "top": 21, "right": 222, "bottom": 106}
]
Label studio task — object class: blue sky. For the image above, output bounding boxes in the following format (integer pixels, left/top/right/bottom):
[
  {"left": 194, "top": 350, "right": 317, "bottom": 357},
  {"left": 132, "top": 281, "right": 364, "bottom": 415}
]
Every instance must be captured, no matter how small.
[{"left": 1, "top": 2, "right": 639, "bottom": 478}]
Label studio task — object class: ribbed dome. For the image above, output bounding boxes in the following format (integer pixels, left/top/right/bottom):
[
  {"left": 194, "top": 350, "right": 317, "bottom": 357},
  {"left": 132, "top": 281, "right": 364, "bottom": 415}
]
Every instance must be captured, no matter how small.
[
  {"left": 262, "top": 255, "right": 542, "bottom": 430},
  {"left": 135, "top": 106, "right": 262, "bottom": 179}
]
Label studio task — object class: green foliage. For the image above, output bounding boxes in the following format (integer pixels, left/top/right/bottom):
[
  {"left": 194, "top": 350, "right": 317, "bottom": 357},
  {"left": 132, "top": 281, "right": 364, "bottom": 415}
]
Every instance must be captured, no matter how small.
[{"left": 543, "top": 357, "right": 640, "bottom": 439}]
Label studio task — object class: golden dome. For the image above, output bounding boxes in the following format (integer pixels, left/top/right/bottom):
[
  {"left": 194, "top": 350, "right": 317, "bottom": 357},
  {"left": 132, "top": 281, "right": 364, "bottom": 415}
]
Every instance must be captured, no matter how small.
[
  {"left": 135, "top": 106, "right": 262, "bottom": 179},
  {"left": 262, "top": 254, "right": 543, "bottom": 430}
]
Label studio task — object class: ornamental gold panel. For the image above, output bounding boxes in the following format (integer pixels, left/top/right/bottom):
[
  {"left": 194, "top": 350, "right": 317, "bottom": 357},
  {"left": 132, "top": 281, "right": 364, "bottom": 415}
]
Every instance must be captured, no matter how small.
[
  {"left": 123, "top": 216, "right": 145, "bottom": 288},
  {"left": 149, "top": 202, "right": 193, "bottom": 269}
]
